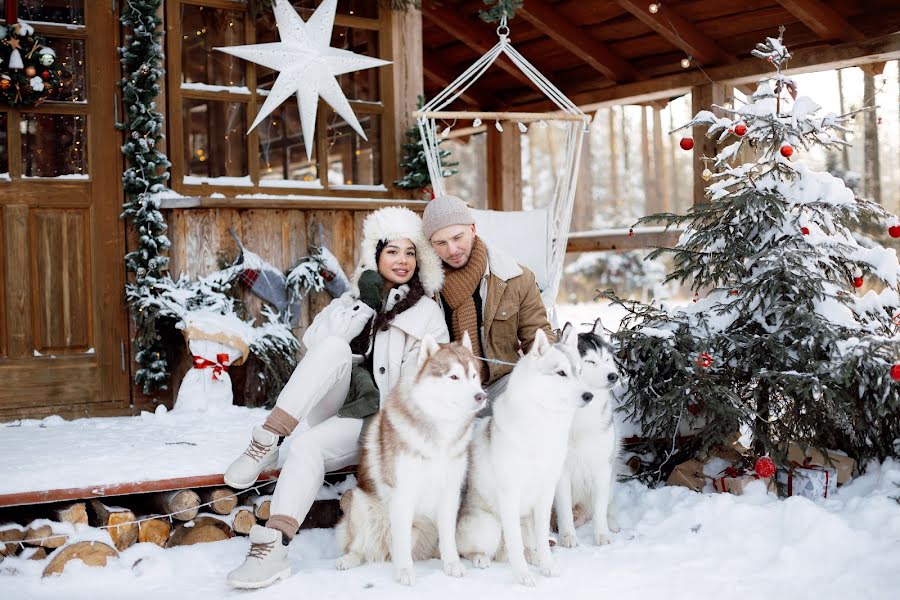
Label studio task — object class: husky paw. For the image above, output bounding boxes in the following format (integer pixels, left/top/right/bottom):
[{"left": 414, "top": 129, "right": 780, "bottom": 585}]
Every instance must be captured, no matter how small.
[
  {"left": 539, "top": 559, "right": 561, "bottom": 578},
  {"left": 471, "top": 554, "right": 492, "bottom": 569},
  {"left": 593, "top": 531, "right": 612, "bottom": 546},
  {"left": 559, "top": 533, "right": 578, "bottom": 548},
  {"left": 335, "top": 553, "right": 363, "bottom": 571},
  {"left": 397, "top": 567, "right": 416, "bottom": 586},
  {"left": 443, "top": 560, "right": 466, "bottom": 578},
  {"left": 514, "top": 570, "right": 537, "bottom": 587},
  {"left": 524, "top": 547, "right": 540, "bottom": 566}
]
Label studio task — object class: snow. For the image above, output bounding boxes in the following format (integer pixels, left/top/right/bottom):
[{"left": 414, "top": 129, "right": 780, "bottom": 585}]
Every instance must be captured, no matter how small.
[
  {"left": 21, "top": 174, "right": 89, "bottom": 180},
  {"left": 3, "top": 459, "right": 899, "bottom": 599},
  {"left": 328, "top": 184, "right": 389, "bottom": 192},
  {"left": 180, "top": 83, "right": 252, "bottom": 95},
  {"left": 259, "top": 179, "right": 324, "bottom": 189},
  {"left": 183, "top": 175, "right": 253, "bottom": 187}
]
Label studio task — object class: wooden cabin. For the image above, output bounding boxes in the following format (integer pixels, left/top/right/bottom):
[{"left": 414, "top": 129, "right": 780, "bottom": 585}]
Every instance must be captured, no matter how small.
[{"left": 1, "top": 0, "right": 899, "bottom": 422}]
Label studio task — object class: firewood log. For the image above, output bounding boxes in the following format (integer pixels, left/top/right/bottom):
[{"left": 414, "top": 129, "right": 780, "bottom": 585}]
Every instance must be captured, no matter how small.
[
  {"left": 53, "top": 503, "right": 88, "bottom": 527},
  {"left": 167, "top": 516, "right": 234, "bottom": 547},
  {"left": 24, "top": 523, "right": 67, "bottom": 549},
  {"left": 149, "top": 490, "right": 201, "bottom": 522},
  {"left": 137, "top": 517, "right": 171, "bottom": 547},
  {"left": 25, "top": 546, "right": 47, "bottom": 560},
  {"left": 1, "top": 525, "right": 25, "bottom": 557},
  {"left": 198, "top": 487, "right": 238, "bottom": 515},
  {"left": 89, "top": 500, "right": 139, "bottom": 552},
  {"left": 230, "top": 507, "right": 257, "bottom": 536},
  {"left": 42, "top": 541, "right": 118, "bottom": 577},
  {"left": 253, "top": 496, "right": 272, "bottom": 521}
]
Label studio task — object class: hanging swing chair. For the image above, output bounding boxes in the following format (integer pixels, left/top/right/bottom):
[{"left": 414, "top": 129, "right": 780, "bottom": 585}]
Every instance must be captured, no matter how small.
[{"left": 415, "top": 15, "right": 590, "bottom": 324}]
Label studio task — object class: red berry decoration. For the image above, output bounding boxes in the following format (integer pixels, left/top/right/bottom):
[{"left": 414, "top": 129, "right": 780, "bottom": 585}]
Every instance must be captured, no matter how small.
[
  {"left": 696, "top": 352, "right": 712, "bottom": 368},
  {"left": 680, "top": 137, "right": 694, "bottom": 151},
  {"left": 693, "top": 292, "right": 699, "bottom": 303},
  {"left": 735, "top": 123, "right": 747, "bottom": 136},
  {"left": 853, "top": 277, "right": 864, "bottom": 288},
  {"left": 780, "top": 144, "right": 794, "bottom": 157},
  {"left": 687, "top": 402, "right": 701, "bottom": 417},
  {"left": 41, "top": 70, "right": 51, "bottom": 80},
  {"left": 627, "top": 228, "right": 635, "bottom": 237},
  {"left": 801, "top": 227, "right": 810, "bottom": 235},
  {"left": 889, "top": 225, "right": 900, "bottom": 238},
  {"left": 892, "top": 364, "right": 900, "bottom": 381},
  {"left": 755, "top": 457, "right": 776, "bottom": 478}
]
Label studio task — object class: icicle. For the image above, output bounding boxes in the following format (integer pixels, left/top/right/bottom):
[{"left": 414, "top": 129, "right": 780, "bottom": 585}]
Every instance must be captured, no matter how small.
[
  {"left": 8, "top": 49, "right": 24, "bottom": 70},
  {"left": 517, "top": 121, "right": 528, "bottom": 133}
]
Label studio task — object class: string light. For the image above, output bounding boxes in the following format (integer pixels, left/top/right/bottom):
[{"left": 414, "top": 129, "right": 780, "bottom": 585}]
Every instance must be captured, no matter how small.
[
  {"left": 473, "top": 117, "right": 482, "bottom": 127},
  {"left": 648, "top": 3, "right": 660, "bottom": 14},
  {"left": 680, "top": 56, "right": 692, "bottom": 68},
  {"left": 517, "top": 121, "right": 528, "bottom": 133},
  {"left": 495, "top": 120, "right": 504, "bottom": 132}
]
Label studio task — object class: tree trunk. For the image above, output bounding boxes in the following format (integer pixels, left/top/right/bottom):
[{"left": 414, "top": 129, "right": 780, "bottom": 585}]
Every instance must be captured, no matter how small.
[
  {"left": 641, "top": 106, "right": 654, "bottom": 215},
  {"left": 837, "top": 69, "right": 850, "bottom": 171},
  {"left": 608, "top": 108, "right": 620, "bottom": 214},
  {"left": 573, "top": 126, "right": 595, "bottom": 230},
  {"left": 863, "top": 73, "right": 881, "bottom": 203},
  {"left": 653, "top": 106, "right": 670, "bottom": 212}
]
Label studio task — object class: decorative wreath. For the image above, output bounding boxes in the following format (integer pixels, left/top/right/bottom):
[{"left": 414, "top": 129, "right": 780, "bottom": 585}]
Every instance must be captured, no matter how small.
[{"left": 0, "top": 21, "right": 62, "bottom": 107}]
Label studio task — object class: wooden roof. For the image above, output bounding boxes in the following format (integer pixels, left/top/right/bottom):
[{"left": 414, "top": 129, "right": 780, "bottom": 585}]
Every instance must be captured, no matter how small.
[{"left": 421, "top": 0, "right": 900, "bottom": 109}]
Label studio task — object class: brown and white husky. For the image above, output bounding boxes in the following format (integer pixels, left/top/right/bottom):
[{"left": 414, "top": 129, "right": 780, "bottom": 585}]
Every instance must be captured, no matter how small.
[{"left": 335, "top": 332, "right": 486, "bottom": 586}]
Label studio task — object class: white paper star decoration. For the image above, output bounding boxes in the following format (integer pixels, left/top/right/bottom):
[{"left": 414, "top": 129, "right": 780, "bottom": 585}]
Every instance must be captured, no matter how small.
[{"left": 215, "top": 0, "right": 391, "bottom": 160}]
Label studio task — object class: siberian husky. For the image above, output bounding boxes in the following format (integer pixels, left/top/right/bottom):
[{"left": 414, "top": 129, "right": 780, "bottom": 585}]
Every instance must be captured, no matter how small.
[
  {"left": 554, "top": 319, "right": 622, "bottom": 548},
  {"left": 456, "top": 327, "right": 593, "bottom": 586},
  {"left": 335, "top": 333, "right": 486, "bottom": 586}
]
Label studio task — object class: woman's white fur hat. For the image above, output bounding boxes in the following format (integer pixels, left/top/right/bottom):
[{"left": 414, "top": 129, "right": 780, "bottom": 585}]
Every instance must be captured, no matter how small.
[{"left": 351, "top": 207, "right": 444, "bottom": 296}]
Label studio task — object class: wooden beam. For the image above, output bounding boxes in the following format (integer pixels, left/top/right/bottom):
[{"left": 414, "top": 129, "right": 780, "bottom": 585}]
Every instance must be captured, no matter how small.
[
  {"left": 516, "top": 33, "right": 900, "bottom": 110},
  {"left": 616, "top": 0, "right": 732, "bottom": 66},
  {"left": 776, "top": 0, "right": 865, "bottom": 43},
  {"left": 859, "top": 61, "right": 887, "bottom": 77},
  {"left": 518, "top": 0, "right": 640, "bottom": 82},
  {"left": 566, "top": 228, "right": 682, "bottom": 253},
  {"left": 422, "top": 4, "right": 535, "bottom": 90}
]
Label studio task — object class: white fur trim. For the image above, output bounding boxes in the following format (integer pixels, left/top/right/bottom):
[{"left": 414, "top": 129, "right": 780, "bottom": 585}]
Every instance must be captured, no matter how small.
[{"left": 351, "top": 207, "right": 444, "bottom": 296}]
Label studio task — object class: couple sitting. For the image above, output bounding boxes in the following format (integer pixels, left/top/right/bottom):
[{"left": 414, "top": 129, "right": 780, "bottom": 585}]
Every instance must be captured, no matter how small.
[{"left": 224, "top": 196, "right": 554, "bottom": 589}]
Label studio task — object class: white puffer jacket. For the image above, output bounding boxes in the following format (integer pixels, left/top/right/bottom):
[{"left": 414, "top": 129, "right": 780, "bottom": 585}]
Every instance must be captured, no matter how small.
[{"left": 302, "top": 286, "right": 448, "bottom": 403}]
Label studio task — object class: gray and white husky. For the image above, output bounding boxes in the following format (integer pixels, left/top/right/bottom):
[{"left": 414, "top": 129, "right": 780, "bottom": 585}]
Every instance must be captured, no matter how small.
[
  {"left": 335, "top": 333, "right": 486, "bottom": 586},
  {"left": 456, "top": 326, "right": 593, "bottom": 586},
  {"left": 554, "top": 319, "right": 622, "bottom": 547}
]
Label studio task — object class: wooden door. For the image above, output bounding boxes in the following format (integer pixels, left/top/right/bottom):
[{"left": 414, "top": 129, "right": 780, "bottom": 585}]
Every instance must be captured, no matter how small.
[{"left": 0, "top": 2, "right": 129, "bottom": 420}]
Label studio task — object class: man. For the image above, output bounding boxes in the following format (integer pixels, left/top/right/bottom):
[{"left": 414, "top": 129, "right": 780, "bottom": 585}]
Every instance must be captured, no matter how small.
[{"left": 422, "top": 195, "right": 555, "bottom": 399}]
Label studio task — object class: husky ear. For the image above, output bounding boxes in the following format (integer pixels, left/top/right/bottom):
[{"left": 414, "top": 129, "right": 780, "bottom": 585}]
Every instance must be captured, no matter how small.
[
  {"left": 560, "top": 322, "right": 577, "bottom": 348},
  {"left": 417, "top": 335, "right": 441, "bottom": 369},
  {"left": 592, "top": 318, "right": 605, "bottom": 337},
  {"left": 530, "top": 328, "right": 551, "bottom": 357},
  {"left": 461, "top": 330, "right": 473, "bottom": 352}
]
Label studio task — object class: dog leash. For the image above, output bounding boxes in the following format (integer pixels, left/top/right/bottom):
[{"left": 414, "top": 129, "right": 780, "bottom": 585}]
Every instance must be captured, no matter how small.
[{"left": 473, "top": 355, "right": 518, "bottom": 367}]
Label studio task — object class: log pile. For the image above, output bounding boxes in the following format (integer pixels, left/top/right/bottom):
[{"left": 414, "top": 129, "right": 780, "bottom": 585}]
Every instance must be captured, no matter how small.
[{"left": 0, "top": 479, "right": 346, "bottom": 576}]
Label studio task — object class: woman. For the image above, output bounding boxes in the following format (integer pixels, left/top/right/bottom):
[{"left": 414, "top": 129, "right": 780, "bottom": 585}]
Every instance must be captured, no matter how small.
[{"left": 225, "top": 207, "right": 448, "bottom": 589}]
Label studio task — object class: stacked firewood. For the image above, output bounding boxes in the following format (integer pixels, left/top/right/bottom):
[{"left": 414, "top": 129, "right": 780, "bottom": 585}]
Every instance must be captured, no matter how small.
[{"left": 0, "top": 483, "right": 341, "bottom": 577}]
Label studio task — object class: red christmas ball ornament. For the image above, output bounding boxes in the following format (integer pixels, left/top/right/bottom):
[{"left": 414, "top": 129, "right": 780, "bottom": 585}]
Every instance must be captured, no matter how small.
[
  {"left": 680, "top": 137, "right": 694, "bottom": 151},
  {"left": 41, "top": 70, "right": 51, "bottom": 80},
  {"left": 853, "top": 277, "right": 864, "bottom": 288},
  {"left": 693, "top": 292, "right": 700, "bottom": 303},
  {"left": 687, "top": 402, "right": 701, "bottom": 417},
  {"left": 696, "top": 352, "right": 712, "bottom": 368},
  {"left": 780, "top": 144, "right": 794, "bottom": 157},
  {"left": 734, "top": 123, "right": 747, "bottom": 136},
  {"left": 889, "top": 225, "right": 900, "bottom": 238},
  {"left": 755, "top": 456, "right": 776, "bottom": 478},
  {"left": 892, "top": 364, "right": 900, "bottom": 381},
  {"left": 627, "top": 228, "right": 635, "bottom": 237},
  {"left": 801, "top": 226, "right": 810, "bottom": 235}
]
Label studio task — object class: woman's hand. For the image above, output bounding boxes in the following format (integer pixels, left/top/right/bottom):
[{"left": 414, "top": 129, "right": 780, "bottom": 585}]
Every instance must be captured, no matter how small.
[{"left": 357, "top": 269, "right": 385, "bottom": 313}]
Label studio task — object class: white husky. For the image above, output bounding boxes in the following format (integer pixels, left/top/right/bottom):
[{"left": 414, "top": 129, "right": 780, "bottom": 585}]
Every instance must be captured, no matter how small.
[
  {"left": 335, "top": 333, "right": 485, "bottom": 586},
  {"left": 554, "top": 319, "right": 622, "bottom": 548},
  {"left": 456, "top": 327, "right": 593, "bottom": 586}
]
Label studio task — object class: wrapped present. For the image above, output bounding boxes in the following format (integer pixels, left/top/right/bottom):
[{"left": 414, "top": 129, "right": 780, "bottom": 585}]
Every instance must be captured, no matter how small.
[
  {"left": 783, "top": 461, "right": 838, "bottom": 499},
  {"left": 787, "top": 443, "right": 855, "bottom": 485},
  {"left": 666, "top": 459, "right": 707, "bottom": 491},
  {"left": 712, "top": 466, "right": 775, "bottom": 495}
]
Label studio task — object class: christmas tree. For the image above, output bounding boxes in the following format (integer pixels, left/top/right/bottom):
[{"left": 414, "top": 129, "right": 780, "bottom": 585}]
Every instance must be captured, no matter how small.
[
  {"left": 394, "top": 95, "right": 458, "bottom": 193},
  {"left": 604, "top": 32, "right": 900, "bottom": 478}
]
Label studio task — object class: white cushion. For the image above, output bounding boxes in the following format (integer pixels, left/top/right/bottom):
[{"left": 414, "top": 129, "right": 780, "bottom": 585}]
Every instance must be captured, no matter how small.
[{"left": 472, "top": 208, "right": 550, "bottom": 292}]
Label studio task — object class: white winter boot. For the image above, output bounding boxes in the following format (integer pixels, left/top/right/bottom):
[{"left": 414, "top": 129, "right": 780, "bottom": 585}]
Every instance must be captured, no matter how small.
[
  {"left": 224, "top": 426, "right": 279, "bottom": 489},
  {"left": 227, "top": 525, "right": 291, "bottom": 589}
]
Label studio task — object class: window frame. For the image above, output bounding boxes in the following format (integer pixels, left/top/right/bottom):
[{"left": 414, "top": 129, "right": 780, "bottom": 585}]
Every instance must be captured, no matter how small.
[{"left": 166, "top": 0, "right": 396, "bottom": 199}]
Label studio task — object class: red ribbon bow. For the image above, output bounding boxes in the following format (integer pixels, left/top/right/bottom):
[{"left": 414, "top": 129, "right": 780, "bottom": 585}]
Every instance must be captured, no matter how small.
[{"left": 193, "top": 353, "right": 231, "bottom": 381}]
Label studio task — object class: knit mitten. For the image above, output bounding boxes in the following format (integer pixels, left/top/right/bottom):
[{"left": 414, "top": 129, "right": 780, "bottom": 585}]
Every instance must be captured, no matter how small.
[{"left": 357, "top": 269, "right": 384, "bottom": 313}]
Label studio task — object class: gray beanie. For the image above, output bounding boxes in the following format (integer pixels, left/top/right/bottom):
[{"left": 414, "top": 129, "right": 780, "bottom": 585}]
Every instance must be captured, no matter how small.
[{"left": 422, "top": 195, "right": 475, "bottom": 240}]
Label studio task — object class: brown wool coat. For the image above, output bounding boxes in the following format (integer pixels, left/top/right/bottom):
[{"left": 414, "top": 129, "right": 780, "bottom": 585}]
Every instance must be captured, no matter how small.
[{"left": 441, "top": 244, "right": 555, "bottom": 384}]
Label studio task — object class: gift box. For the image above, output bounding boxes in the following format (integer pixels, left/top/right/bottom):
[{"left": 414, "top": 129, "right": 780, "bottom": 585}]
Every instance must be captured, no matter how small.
[
  {"left": 712, "top": 467, "right": 775, "bottom": 496},
  {"left": 787, "top": 443, "right": 855, "bottom": 485},
  {"left": 782, "top": 461, "right": 838, "bottom": 499},
  {"left": 666, "top": 459, "right": 706, "bottom": 492}
]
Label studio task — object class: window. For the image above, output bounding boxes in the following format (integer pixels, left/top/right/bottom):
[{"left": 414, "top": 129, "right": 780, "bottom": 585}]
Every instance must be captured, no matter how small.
[{"left": 169, "top": 0, "right": 390, "bottom": 195}]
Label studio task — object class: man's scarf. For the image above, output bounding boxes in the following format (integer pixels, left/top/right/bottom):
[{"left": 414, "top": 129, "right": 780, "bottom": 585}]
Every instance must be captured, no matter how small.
[{"left": 441, "top": 236, "right": 489, "bottom": 380}]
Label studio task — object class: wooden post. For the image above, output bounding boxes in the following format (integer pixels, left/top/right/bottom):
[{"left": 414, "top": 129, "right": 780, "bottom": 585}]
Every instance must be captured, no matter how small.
[
  {"left": 863, "top": 72, "right": 881, "bottom": 203},
  {"left": 640, "top": 106, "right": 654, "bottom": 214},
  {"left": 652, "top": 105, "right": 671, "bottom": 212},
  {"left": 691, "top": 83, "right": 729, "bottom": 205},
  {"left": 608, "top": 108, "right": 620, "bottom": 212},
  {"left": 486, "top": 125, "right": 522, "bottom": 211},
  {"left": 572, "top": 126, "right": 594, "bottom": 231},
  {"left": 390, "top": 5, "right": 424, "bottom": 194}
]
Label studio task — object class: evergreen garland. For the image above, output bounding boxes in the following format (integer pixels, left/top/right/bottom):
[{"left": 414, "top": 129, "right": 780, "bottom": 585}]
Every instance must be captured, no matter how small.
[
  {"left": 119, "top": 0, "right": 173, "bottom": 394},
  {"left": 395, "top": 95, "right": 458, "bottom": 192},
  {"left": 479, "top": 0, "right": 524, "bottom": 23}
]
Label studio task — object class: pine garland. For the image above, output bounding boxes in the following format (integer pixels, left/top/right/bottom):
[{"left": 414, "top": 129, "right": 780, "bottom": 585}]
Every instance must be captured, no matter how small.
[
  {"left": 479, "top": 0, "right": 523, "bottom": 23},
  {"left": 119, "top": 0, "right": 173, "bottom": 394}
]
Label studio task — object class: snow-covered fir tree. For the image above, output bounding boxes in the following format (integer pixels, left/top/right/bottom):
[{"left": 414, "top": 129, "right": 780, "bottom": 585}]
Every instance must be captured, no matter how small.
[
  {"left": 604, "top": 33, "right": 900, "bottom": 477},
  {"left": 394, "top": 96, "right": 457, "bottom": 193}
]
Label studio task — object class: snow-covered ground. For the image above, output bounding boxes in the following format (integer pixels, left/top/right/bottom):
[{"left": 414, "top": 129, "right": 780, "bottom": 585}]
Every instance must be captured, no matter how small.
[{"left": 3, "top": 459, "right": 899, "bottom": 599}]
